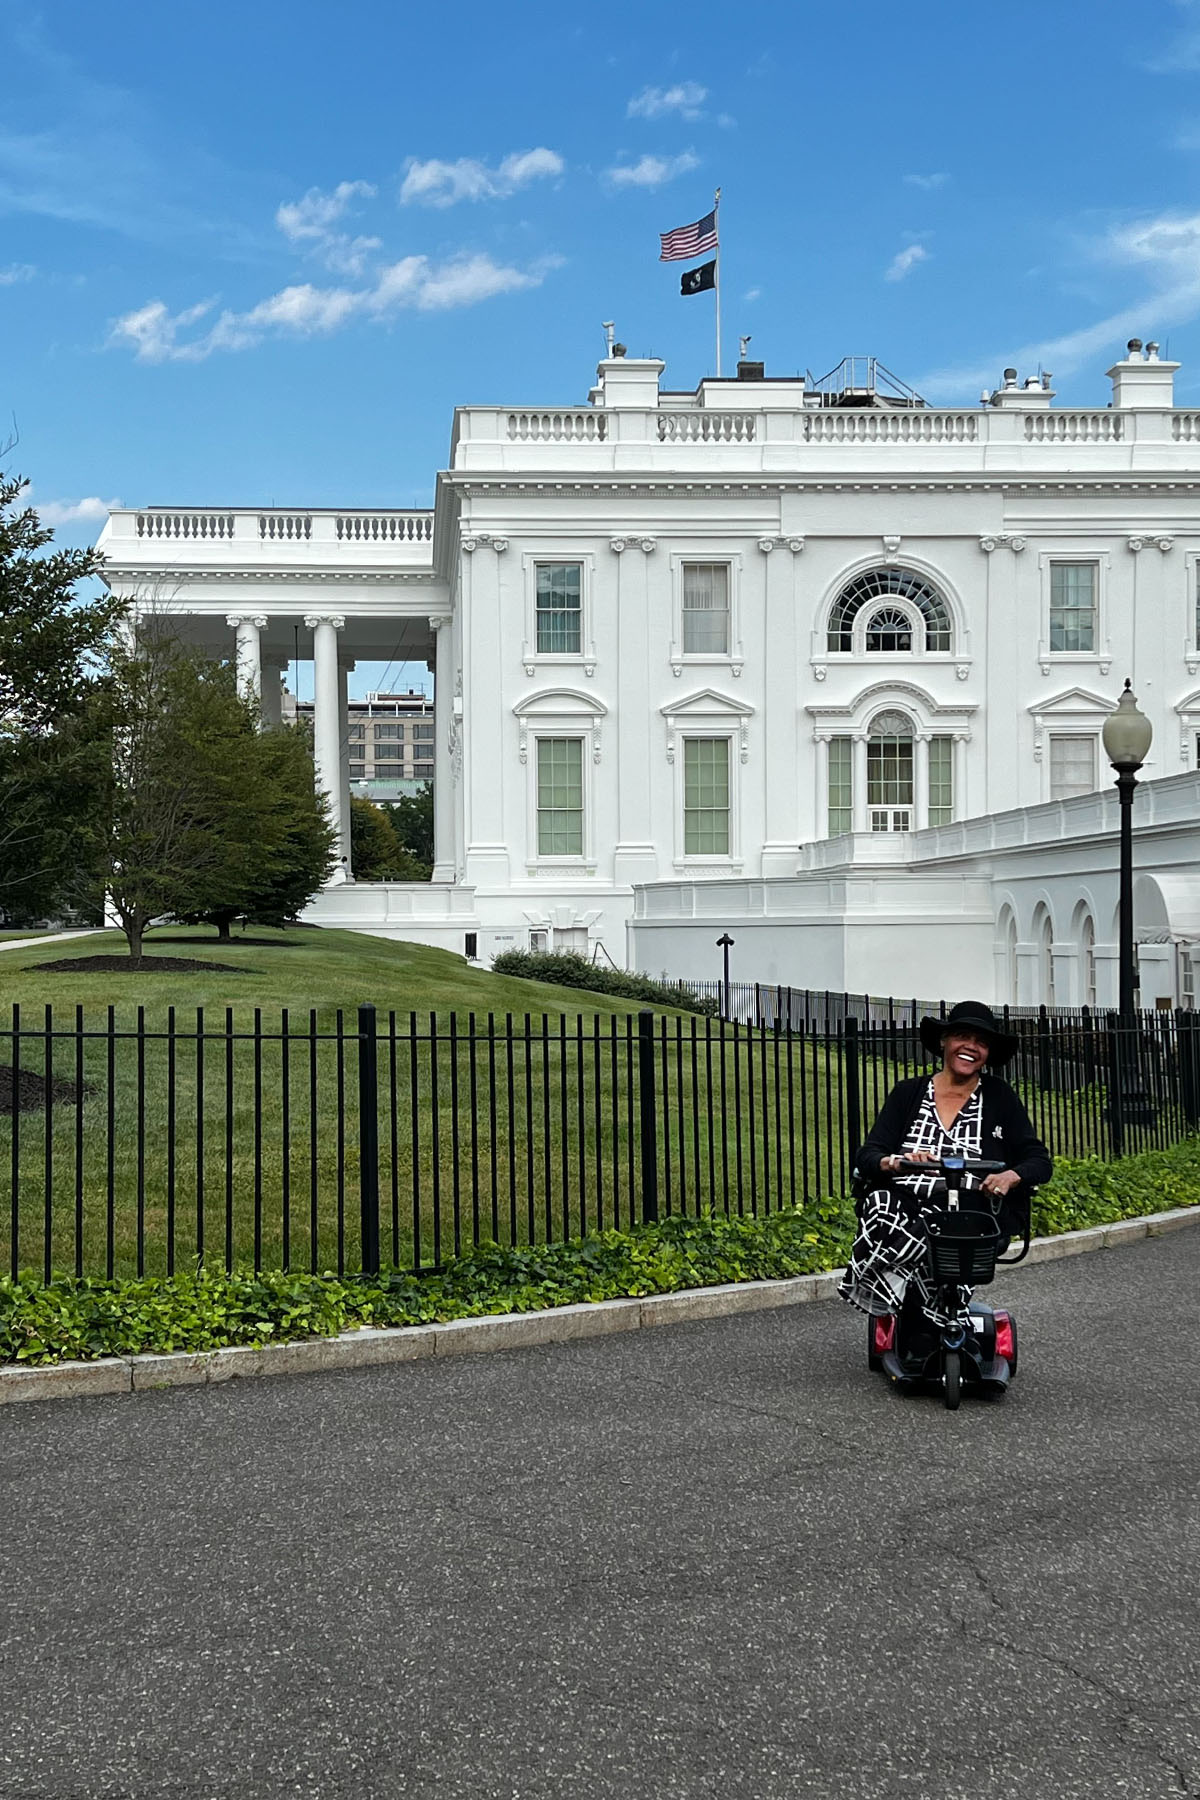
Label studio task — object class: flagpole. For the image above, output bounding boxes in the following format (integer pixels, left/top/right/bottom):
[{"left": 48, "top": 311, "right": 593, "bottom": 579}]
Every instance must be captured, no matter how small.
[{"left": 713, "top": 186, "right": 722, "bottom": 377}]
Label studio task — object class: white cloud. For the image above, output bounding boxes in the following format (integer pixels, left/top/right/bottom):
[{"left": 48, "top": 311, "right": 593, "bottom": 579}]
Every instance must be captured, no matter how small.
[
  {"left": 904, "top": 172, "right": 948, "bottom": 190},
  {"left": 606, "top": 151, "right": 701, "bottom": 189},
  {"left": 917, "top": 207, "right": 1200, "bottom": 396},
  {"left": 885, "top": 243, "right": 929, "bottom": 281},
  {"left": 627, "top": 82, "right": 708, "bottom": 121},
  {"left": 1144, "top": 0, "right": 1200, "bottom": 71},
  {"left": 110, "top": 252, "right": 556, "bottom": 362},
  {"left": 35, "top": 494, "right": 121, "bottom": 527},
  {"left": 399, "top": 148, "right": 564, "bottom": 207},
  {"left": 275, "top": 180, "right": 380, "bottom": 276},
  {"left": 744, "top": 287, "right": 761, "bottom": 301},
  {"left": 0, "top": 262, "right": 36, "bottom": 284}
]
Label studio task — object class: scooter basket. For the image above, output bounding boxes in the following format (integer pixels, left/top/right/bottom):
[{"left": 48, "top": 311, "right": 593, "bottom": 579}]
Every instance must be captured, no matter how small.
[{"left": 925, "top": 1209, "right": 1002, "bottom": 1286}]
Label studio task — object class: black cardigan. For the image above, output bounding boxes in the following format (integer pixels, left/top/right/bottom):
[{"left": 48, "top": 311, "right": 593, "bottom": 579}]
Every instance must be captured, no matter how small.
[{"left": 856, "top": 1074, "right": 1052, "bottom": 1231}]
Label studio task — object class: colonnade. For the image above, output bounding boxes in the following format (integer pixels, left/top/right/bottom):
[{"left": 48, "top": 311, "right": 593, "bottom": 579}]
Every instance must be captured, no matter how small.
[{"left": 223, "top": 610, "right": 447, "bottom": 888}]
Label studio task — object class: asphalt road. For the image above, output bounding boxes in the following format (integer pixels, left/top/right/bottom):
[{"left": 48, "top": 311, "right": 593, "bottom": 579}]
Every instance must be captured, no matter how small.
[{"left": 2, "top": 1233, "right": 1199, "bottom": 1800}]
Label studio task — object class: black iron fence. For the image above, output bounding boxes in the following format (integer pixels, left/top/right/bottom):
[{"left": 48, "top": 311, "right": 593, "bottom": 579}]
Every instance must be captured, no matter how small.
[{"left": 2, "top": 1000, "right": 1198, "bottom": 1285}]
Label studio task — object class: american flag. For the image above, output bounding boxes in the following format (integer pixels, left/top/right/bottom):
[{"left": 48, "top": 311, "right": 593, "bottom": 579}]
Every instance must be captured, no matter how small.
[{"left": 659, "top": 207, "right": 718, "bottom": 262}]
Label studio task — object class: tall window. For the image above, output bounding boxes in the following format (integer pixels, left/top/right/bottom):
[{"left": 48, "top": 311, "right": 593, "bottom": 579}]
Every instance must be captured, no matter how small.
[
  {"left": 1049, "top": 734, "right": 1097, "bottom": 799},
  {"left": 536, "top": 563, "right": 582, "bottom": 654},
  {"left": 683, "top": 738, "right": 730, "bottom": 855},
  {"left": 827, "top": 568, "right": 952, "bottom": 654},
  {"left": 412, "top": 723, "right": 434, "bottom": 741},
  {"left": 1049, "top": 563, "right": 1096, "bottom": 653},
  {"left": 536, "top": 738, "right": 583, "bottom": 855},
  {"left": 681, "top": 563, "right": 730, "bottom": 655},
  {"left": 928, "top": 735, "right": 954, "bottom": 826},
  {"left": 866, "top": 711, "right": 914, "bottom": 831},
  {"left": 827, "top": 737, "right": 852, "bottom": 836}
]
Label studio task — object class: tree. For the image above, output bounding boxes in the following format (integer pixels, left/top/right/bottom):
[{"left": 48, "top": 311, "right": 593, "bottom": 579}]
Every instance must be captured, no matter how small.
[
  {"left": 350, "top": 797, "right": 430, "bottom": 881},
  {"left": 383, "top": 781, "right": 433, "bottom": 875},
  {"left": 0, "top": 474, "right": 125, "bottom": 919},
  {"left": 189, "top": 723, "right": 336, "bottom": 937},
  {"left": 94, "top": 632, "right": 316, "bottom": 957}
]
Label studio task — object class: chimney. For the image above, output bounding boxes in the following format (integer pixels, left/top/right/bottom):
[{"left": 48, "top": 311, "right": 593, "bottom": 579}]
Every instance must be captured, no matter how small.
[
  {"left": 987, "top": 366, "right": 1054, "bottom": 409},
  {"left": 592, "top": 355, "right": 665, "bottom": 409},
  {"left": 1108, "top": 336, "right": 1180, "bottom": 409},
  {"left": 737, "top": 359, "right": 765, "bottom": 381}
]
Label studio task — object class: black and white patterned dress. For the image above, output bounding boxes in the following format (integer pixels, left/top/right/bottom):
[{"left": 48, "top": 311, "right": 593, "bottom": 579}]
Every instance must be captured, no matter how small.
[{"left": 839, "top": 1079, "right": 984, "bottom": 1317}]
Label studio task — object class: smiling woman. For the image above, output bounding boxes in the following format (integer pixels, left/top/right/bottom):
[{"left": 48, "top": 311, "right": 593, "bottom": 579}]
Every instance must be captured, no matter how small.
[{"left": 839, "top": 1000, "right": 1052, "bottom": 1319}]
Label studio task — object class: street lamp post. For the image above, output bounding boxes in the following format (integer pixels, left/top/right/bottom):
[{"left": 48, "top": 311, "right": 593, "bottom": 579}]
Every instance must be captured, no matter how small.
[
  {"left": 716, "top": 933, "right": 734, "bottom": 1021},
  {"left": 1101, "top": 680, "right": 1154, "bottom": 1019}
]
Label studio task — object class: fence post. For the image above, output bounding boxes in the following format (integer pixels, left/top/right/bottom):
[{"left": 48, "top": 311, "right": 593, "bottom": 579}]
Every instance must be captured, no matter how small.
[
  {"left": 1105, "top": 1011, "right": 1125, "bottom": 1159},
  {"left": 358, "top": 1002, "right": 380, "bottom": 1276},
  {"left": 637, "top": 1009, "right": 659, "bottom": 1224},
  {"left": 843, "top": 1015, "right": 862, "bottom": 1183},
  {"left": 1179, "top": 1009, "right": 1200, "bottom": 1127}
]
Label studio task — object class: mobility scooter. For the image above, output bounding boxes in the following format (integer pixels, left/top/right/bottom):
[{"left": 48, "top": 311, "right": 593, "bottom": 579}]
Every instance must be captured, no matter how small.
[{"left": 865, "top": 1154, "right": 1031, "bottom": 1410}]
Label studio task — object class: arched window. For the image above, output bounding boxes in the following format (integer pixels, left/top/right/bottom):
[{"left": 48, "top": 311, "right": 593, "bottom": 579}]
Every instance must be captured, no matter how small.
[
  {"left": 1004, "top": 912, "right": 1019, "bottom": 1008},
  {"left": 1039, "top": 911, "right": 1055, "bottom": 1007},
  {"left": 867, "top": 709, "right": 914, "bottom": 831},
  {"left": 827, "top": 568, "right": 953, "bottom": 654},
  {"left": 865, "top": 606, "right": 913, "bottom": 653},
  {"left": 1081, "top": 914, "right": 1096, "bottom": 1009}
]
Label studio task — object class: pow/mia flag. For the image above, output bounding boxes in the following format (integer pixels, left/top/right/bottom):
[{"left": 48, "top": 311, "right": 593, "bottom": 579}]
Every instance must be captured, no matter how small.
[{"left": 680, "top": 259, "right": 716, "bottom": 297}]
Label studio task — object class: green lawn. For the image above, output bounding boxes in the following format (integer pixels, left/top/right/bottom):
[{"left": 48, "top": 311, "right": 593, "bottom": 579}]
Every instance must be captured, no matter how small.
[
  {"left": 0, "top": 925, "right": 651, "bottom": 1020},
  {"left": 2, "top": 928, "right": 846, "bottom": 1280}
]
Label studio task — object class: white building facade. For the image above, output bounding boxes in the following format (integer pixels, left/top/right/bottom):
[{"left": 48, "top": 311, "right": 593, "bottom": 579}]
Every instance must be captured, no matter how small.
[{"left": 97, "top": 339, "right": 1200, "bottom": 1001}]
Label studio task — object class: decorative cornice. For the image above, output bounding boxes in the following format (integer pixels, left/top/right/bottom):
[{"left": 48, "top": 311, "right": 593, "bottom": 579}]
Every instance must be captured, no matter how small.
[{"left": 111, "top": 566, "right": 438, "bottom": 587}]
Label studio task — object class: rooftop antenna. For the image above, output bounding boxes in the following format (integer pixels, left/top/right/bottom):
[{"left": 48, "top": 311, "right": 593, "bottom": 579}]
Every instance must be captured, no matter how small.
[{"left": 602, "top": 320, "right": 615, "bottom": 358}]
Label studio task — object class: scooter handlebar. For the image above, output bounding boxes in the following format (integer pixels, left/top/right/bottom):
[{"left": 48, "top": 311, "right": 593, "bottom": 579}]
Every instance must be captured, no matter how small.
[{"left": 892, "top": 1156, "right": 1008, "bottom": 1175}]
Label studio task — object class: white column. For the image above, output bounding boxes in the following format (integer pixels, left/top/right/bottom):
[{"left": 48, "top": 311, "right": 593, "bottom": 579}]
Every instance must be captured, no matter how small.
[
  {"left": 338, "top": 657, "right": 354, "bottom": 878},
  {"left": 914, "top": 735, "right": 929, "bottom": 829},
  {"left": 260, "top": 655, "right": 286, "bottom": 729},
  {"left": 227, "top": 613, "right": 267, "bottom": 705},
  {"left": 429, "top": 614, "right": 455, "bottom": 882},
  {"left": 852, "top": 736, "right": 869, "bottom": 833},
  {"left": 304, "top": 612, "right": 347, "bottom": 885}
]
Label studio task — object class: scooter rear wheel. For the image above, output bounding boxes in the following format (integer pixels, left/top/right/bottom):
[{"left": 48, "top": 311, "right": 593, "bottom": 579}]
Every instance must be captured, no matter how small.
[{"left": 943, "top": 1348, "right": 962, "bottom": 1411}]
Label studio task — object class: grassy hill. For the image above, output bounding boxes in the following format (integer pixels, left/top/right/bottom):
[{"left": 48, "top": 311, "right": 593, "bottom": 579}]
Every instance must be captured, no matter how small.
[{"left": 0, "top": 926, "right": 654, "bottom": 1021}]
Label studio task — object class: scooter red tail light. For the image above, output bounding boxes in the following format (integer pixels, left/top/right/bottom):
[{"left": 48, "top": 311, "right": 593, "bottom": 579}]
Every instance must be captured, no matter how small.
[
  {"left": 993, "top": 1312, "right": 1015, "bottom": 1361},
  {"left": 873, "top": 1316, "right": 896, "bottom": 1354}
]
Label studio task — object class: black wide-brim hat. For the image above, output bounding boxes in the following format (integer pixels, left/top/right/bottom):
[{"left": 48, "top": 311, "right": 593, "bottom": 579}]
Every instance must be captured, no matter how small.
[{"left": 918, "top": 1000, "right": 1019, "bottom": 1070}]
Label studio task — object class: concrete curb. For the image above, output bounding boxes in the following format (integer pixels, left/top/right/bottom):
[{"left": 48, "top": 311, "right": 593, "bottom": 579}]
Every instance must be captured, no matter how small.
[{"left": 2, "top": 1204, "right": 1197, "bottom": 1405}]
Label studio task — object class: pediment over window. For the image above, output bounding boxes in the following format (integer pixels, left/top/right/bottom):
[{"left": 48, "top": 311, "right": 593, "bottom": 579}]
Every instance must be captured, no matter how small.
[
  {"left": 806, "top": 679, "right": 976, "bottom": 739},
  {"left": 513, "top": 688, "right": 608, "bottom": 719},
  {"left": 1173, "top": 688, "right": 1200, "bottom": 716},
  {"left": 1026, "top": 686, "right": 1114, "bottom": 717},
  {"left": 659, "top": 687, "right": 755, "bottom": 721}
]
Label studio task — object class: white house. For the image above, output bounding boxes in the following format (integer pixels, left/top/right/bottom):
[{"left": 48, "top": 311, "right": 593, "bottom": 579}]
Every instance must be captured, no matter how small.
[{"left": 97, "top": 337, "right": 1200, "bottom": 1003}]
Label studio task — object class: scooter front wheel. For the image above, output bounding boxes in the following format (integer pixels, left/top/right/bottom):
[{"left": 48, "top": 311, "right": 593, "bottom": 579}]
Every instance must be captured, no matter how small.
[{"left": 943, "top": 1348, "right": 962, "bottom": 1411}]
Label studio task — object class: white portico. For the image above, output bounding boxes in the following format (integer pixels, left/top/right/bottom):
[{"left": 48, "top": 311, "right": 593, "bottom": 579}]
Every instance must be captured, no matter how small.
[{"left": 97, "top": 508, "right": 455, "bottom": 884}]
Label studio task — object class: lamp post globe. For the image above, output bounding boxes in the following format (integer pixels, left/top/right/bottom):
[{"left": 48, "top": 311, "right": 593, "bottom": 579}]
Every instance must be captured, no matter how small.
[
  {"left": 1102, "top": 679, "right": 1154, "bottom": 772},
  {"left": 1103, "top": 680, "right": 1153, "bottom": 1023}
]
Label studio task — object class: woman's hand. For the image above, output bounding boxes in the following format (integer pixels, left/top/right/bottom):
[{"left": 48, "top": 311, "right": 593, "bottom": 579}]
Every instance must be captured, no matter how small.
[
  {"left": 883, "top": 1151, "right": 934, "bottom": 1172},
  {"left": 982, "top": 1169, "right": 1021, "bottom": 1199}
]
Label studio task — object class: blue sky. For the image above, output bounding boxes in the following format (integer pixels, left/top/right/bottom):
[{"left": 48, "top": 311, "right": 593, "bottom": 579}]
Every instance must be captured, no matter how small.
[{"left": 8, "top": 0, "right": 1200, "bottom": 690}]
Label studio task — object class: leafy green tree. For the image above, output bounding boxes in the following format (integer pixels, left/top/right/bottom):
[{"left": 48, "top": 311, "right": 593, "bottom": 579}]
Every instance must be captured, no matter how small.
[
  {"left": 94, "top": 633, "right": 305, "bottom": 957},
  {"left": 350, "top": 796, "right": 430, "bottom": 880},
  {"left": 383, "top": 781, "right": 433, "bottom": 875},
  {"left": 0, "top": 474, "right": 124, "bottom": 919},
  {"left": 192, "top": 723, "right": 336, "bottom": 937}
]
